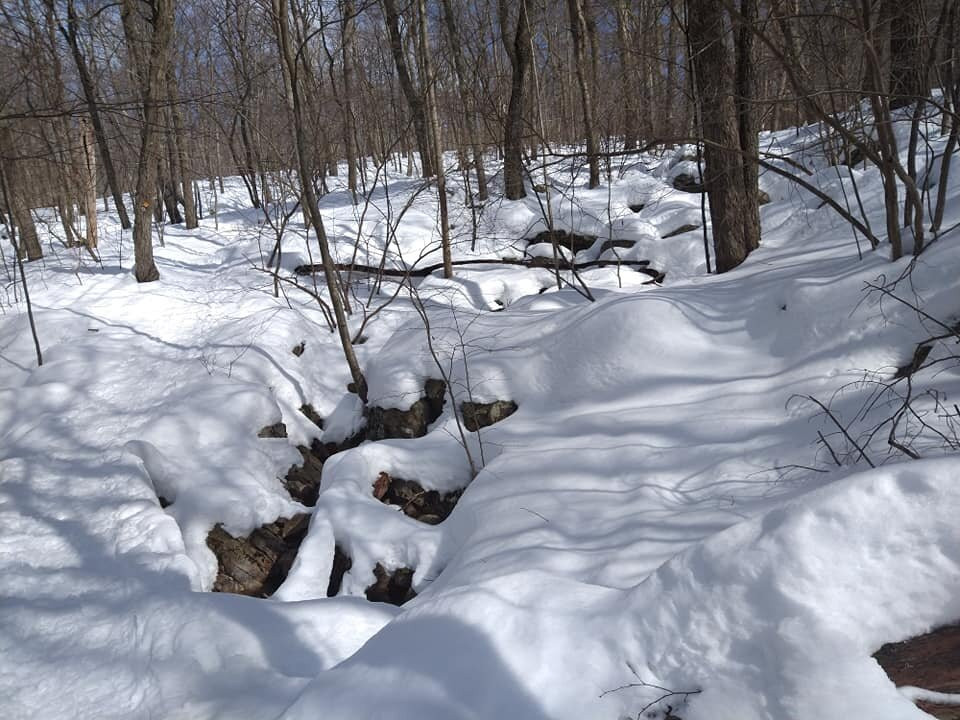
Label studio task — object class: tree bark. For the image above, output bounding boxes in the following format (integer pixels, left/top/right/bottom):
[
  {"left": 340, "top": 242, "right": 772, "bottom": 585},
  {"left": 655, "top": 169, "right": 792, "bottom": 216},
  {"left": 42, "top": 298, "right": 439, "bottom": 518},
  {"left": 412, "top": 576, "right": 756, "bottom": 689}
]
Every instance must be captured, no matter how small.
[
  {"left": 883, "top": 0, "right": 926, "bottom": 108},
  {"left": 168, "top": 64, "right": 198, "bottom": 228},
  {"left": 0, "top": 127, "right": 42, "bottom": 261},
  {"left": 501, "top": 0, "right": 532, "bottom": 200},
  {"left": 417, "top": 0, "right": 453, "bottom": 278},
  {"left": 616, "top": 1, "right": 638, "bottom": 149},
  {"left": 78, "top": 117, "right": 98, "bottom": 249},
  {"left": 382, "top": 0, "right": 434, "bottom": 178},
  {"left": 567, "top": 0, "right": 600, "bottom": 188},
  {"left": 62, "top": 0, "right": 131, "bottom": 230},
  {"left": 341, "top": 0, "right": 358, "bottom": 200},
  {"left": 687, "top": 0, "right": 760, "bottom": 272},
  {"left": 274, "top": 0, "right": 367, "bottom": 400},
  {"left": 440, "top": 0, "right": 488, "bottom": 201},
  {"left": 122, "top": 0, "right": 174, "bottom": 282}
]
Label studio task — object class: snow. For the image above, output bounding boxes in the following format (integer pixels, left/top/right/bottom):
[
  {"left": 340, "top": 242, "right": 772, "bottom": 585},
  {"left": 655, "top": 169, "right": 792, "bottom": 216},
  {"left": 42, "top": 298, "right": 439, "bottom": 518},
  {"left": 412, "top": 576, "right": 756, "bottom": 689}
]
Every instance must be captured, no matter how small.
[{"left": 2, "top": 112, "right": 960, "bottom": 719}]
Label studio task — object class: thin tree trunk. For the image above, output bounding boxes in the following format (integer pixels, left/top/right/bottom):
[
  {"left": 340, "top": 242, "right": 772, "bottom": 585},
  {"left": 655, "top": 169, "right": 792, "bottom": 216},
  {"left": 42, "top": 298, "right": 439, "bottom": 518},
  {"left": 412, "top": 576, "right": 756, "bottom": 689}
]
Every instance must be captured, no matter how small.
[
  {"left": 567, "top": 0, "right": 600, "bottom": 188},
  {"left": 79, "top": 117, "right": 98, "bottom": 249},
  {"left": 0, "top": 160, "right": 42, "bottom": 366},
  {"left": 0, "top": 128, "right": 42, "bottom": 261},
  {"left": 382, "top": 0, "right": 434, "bottom": 178},
  {"left": 274, "top": 0, "right": 367, "bottom": 399},
  {"left": 417, "top": 0, "right": 453, "bottom": 278},
  {"left": 122, "top": 0, "right": 174, "bottom": 283},
  {"left": 341, "top": 0, "right": 358, "bottom": 201},
  {"left": 501, "top": 0, "right": 531, "bottom": 200},
  {"left": 61, "top": 0, "right": 131, "bottom": 230},
  {"left": 687, "top": 0, "right": 760, "bottom": 272},
  {"left": 616, "top": 1, "right": 638, "bottom": 149},
  {"left": 168, "top": 65, "right": 198, "bottom": 228},
  {"left": 884, "top": 0, "right": 926, "bottom": 108},
  {"left": 439, "top": 0, "right": 488, "bottom": 201}
]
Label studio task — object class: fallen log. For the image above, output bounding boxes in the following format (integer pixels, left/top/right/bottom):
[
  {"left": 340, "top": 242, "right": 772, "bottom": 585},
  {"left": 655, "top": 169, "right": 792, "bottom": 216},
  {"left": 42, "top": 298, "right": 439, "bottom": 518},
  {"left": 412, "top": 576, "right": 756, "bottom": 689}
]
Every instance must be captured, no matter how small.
[{"left": 294, "top": 256, "right": 663, "bottom": 282}]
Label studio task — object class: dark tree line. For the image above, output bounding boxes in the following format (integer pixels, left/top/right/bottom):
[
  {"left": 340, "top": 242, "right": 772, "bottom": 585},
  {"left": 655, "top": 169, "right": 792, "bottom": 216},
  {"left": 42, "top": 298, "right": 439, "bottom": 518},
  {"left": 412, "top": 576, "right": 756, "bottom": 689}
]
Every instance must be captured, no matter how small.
[{"left": 1, "top": 0, "right": 957, "bottom": 282}]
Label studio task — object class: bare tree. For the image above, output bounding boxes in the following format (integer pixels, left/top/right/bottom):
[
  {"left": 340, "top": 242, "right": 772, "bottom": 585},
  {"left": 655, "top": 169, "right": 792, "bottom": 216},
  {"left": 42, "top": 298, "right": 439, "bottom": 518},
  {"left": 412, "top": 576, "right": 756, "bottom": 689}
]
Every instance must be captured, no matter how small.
[
  {"left": 687, "top": 0, "right": 760, "bottom": 272},
  {"left": 272, "top": 0, "right": 368, "bottom": 399},
  {"left": 566, "top": 0, "right": 600, "bottom": 188},
  {"left": 500, "top": 0, "right": 531, "bottom": 200},
  {"left": 122, "top": 0, "right": 176, "bottom": 282},
  {"left": 0, "top": 126, "right": 42, "bottom": 261}
]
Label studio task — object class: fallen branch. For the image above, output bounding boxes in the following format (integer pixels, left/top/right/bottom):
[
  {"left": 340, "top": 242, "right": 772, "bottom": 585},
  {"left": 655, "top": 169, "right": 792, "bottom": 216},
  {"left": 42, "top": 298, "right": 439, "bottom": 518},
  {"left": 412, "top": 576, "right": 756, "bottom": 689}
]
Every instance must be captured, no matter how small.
[{"left": 294, "top": 256, "right": 663, "bottom": 282}]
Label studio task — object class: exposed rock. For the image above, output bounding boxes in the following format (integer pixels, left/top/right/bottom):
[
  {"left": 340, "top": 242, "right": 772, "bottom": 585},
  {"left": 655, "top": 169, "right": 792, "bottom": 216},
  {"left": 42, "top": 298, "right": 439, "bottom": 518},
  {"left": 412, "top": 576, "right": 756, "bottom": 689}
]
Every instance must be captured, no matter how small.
[
  {"left": 326, "top": 545, "right": 353, "bottom": 597},
  {"left": 461, "top": 399, "right": 518, "bottom": 431},
  {"left": 663, "top": 223, "right": 700, "bottom": 239},
  {"left": 365, "top": 562, "right": 417, "bottom": 605},
  {"left": 366, "top": 378, "right": 446, "bottom": 440},
  {"left": 874, "top": 622, "right": 960, "bottom": 719},
  {"left": 758, "top": 190, "right": 771, "bottom": 205},
  {"left": 257, "top": 422, "right": 287, "bottom": 439},
  {"left": 599, "top": 239, "right": 635, "bottom": 254},
  {"left": 283, "top": 430, "right": 367, "bottom": 506},
  {"left": 299, "top": 403, "right": 324, "bottom": 429},
  {"left": 292, "top": 342, "right": 305, "bottom": 357},
  {"left": 206, "top": 514, "right": 310, "bottom": 597},
  {"left": 157, "top": 495, "right": 171, "bottom": 509},
  {"left": 672, "top": 174, "right": 704, "bottom": 193},
  {"left": 628, "top": 203, "right": 645, "bottom": 213},
  {"left": 527, "top": 229, "right": 597, "bottom": 255},
  {"left": 372, "top": 471, "right": 462, "bottom": 524},
  {"left": 284, "top": 445, "right": 325, "bottom": 506}
]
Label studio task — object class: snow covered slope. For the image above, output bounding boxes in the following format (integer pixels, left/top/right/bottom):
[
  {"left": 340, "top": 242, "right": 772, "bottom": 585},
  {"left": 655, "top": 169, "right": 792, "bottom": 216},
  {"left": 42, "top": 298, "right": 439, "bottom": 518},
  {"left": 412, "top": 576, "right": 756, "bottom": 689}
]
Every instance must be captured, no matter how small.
[{"left": 2, "top": 118, "right": 959, "bottom": 719}]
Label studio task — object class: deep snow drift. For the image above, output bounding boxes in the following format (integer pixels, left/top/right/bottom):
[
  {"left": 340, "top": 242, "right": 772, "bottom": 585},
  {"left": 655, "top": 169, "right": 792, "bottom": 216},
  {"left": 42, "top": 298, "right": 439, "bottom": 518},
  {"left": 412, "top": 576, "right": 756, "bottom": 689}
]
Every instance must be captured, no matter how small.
[{"left": 2, "top": 116, "right": 960, "bottom": 720}]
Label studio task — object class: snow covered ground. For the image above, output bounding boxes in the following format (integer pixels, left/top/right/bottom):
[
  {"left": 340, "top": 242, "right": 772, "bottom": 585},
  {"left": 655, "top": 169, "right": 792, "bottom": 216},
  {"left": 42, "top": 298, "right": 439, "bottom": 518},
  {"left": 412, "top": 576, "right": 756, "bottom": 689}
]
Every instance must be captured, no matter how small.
[{"left": 2, "top": 117, "right": 960, "bottom": 720}]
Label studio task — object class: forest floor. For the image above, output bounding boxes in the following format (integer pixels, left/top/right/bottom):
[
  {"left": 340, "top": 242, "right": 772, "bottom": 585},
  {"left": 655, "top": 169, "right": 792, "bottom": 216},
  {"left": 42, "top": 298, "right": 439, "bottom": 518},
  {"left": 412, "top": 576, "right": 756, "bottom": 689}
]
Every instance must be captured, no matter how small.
[{"left": 2, "top": 117, "right": 960, "bottom": 720}]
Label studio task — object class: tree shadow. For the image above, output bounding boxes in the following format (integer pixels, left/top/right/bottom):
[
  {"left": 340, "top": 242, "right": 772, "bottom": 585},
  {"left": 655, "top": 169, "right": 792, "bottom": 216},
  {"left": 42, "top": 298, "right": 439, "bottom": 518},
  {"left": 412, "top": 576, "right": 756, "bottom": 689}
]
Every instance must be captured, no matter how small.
[{"left": 280, "top": 615, "right": 554, "bottom": 720}]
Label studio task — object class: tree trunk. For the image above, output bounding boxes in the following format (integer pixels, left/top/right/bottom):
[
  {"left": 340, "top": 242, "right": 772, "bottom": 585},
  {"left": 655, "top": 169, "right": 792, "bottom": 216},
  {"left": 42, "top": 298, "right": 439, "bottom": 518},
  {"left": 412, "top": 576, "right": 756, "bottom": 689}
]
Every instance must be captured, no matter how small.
[
  {"left": 0, "top": 127, "right": 42, "bottom": 261},
  {"left": 735, "top": 0, "right": 761, "bottom": 240},
  {"left": 687, "top": 0, "right": 760, "bottom": 272},
  {"left": 274, "top": 0, "right": 367, "bottom": 400},
  {"left": 501, "top": 0, "right": 532, "bottom": 200},
  {"left": 439, "top": 0, "right": 488, "bottom": 201},
  {"left": 62, "top": 0, "right": 131, "bottom": 230},
  {"left": 382, "top": 0, "right": 434, "bottom": 178},
  {"left": 883, "top": 0, "right": 926, "bottom": 108},
  {"left": 567, "top": 0, "right": 600, "bottom": 188},
  {"left": 78, "top": 118, "right": 98, "bottom": 249},
  {"left": 122, "top": 0, "right": 174, "bottom": 282},
  {"left": 341, "top": 0, "right": 358, "bottom": 200},
  {"left": 168, "top": 65, "right": 198, "bottom": 228},
  {"left": 616, "top": 1, "right": 638, "bottom": 150},
  {"left": 417, "top": 0, "right": 453, "bottom": 278}
]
